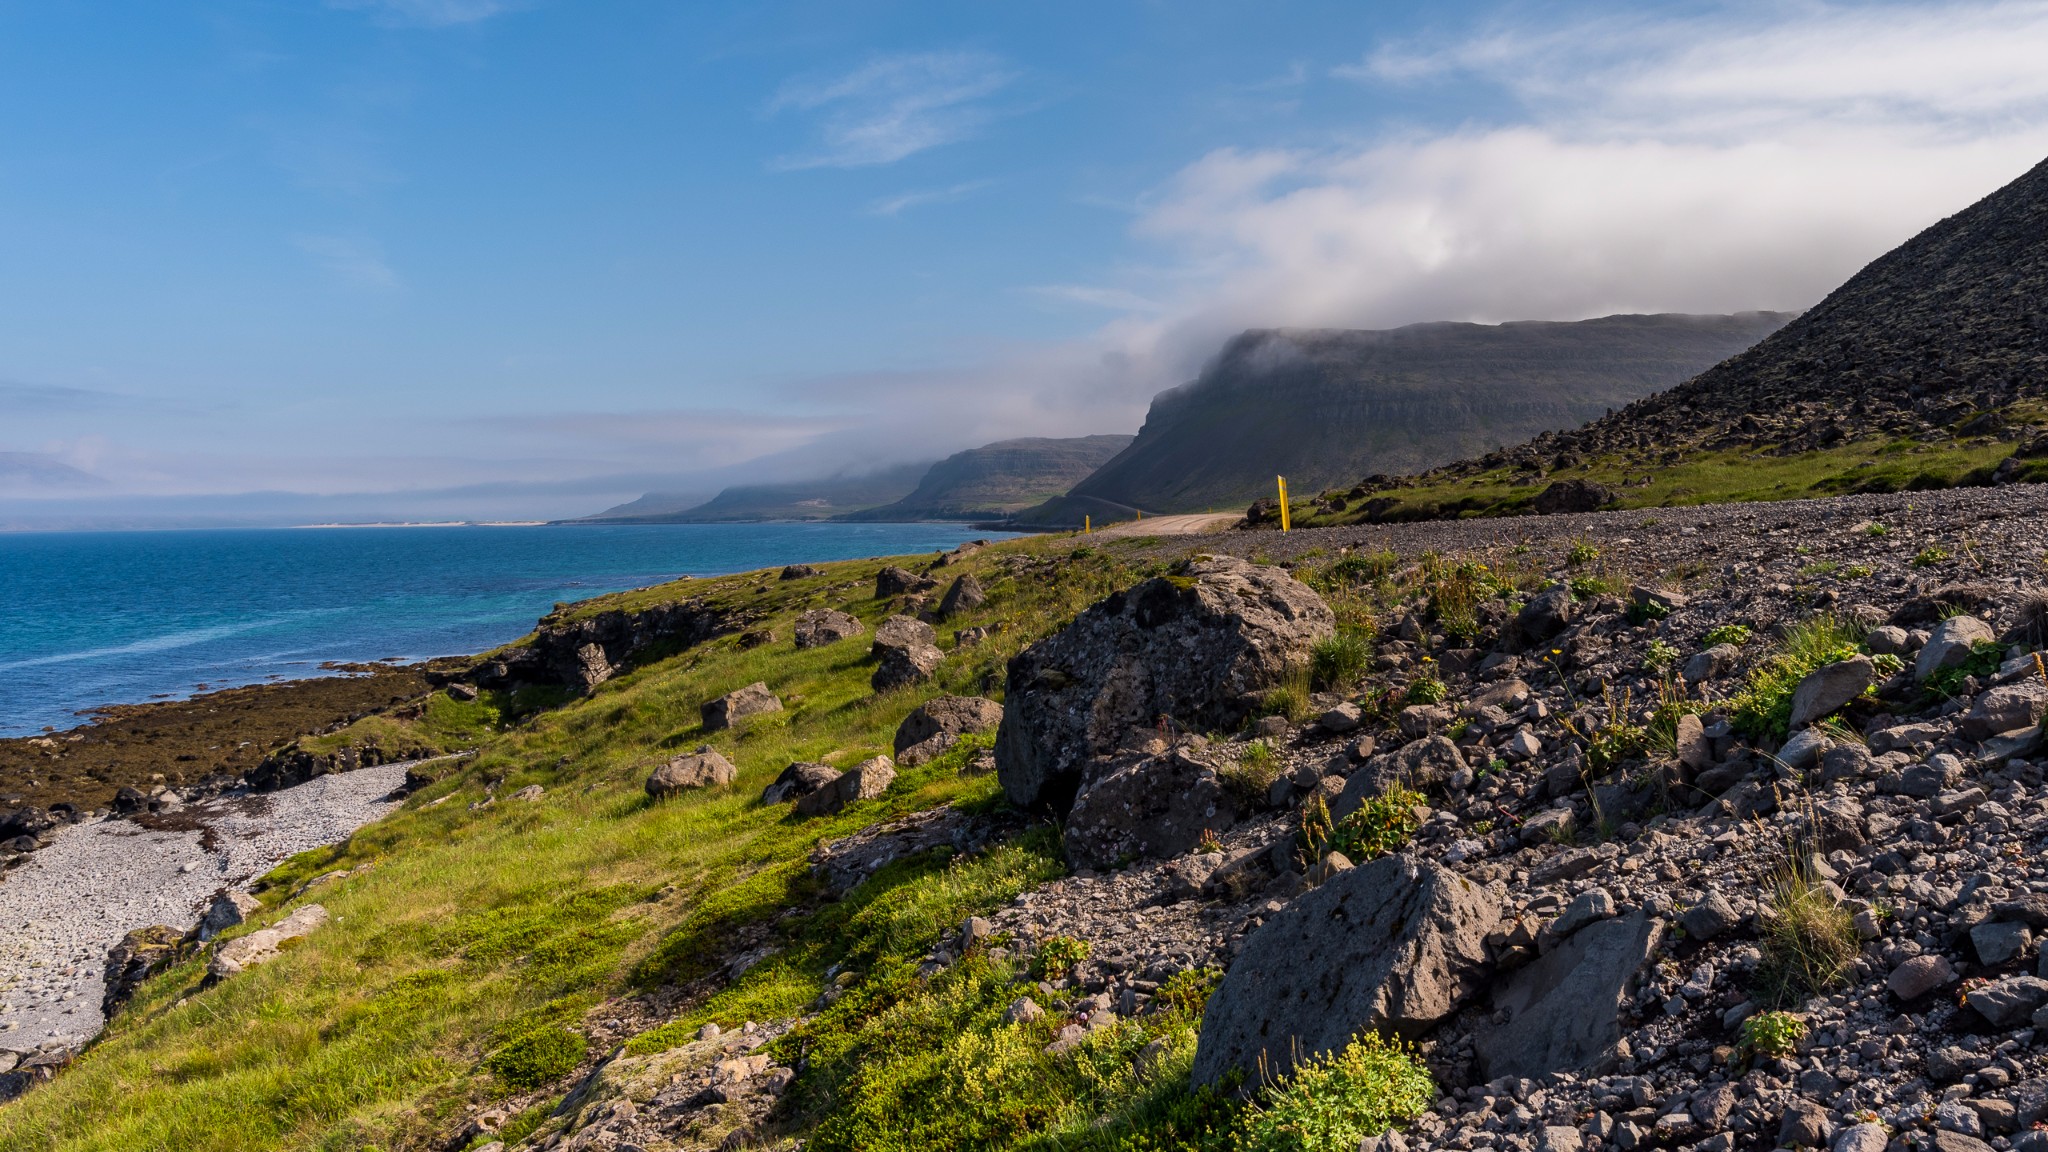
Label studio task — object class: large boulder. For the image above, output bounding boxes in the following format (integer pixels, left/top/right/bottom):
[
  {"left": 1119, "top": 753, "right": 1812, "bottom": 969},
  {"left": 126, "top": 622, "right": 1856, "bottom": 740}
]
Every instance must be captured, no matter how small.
[
  {"left": 894, "top": 696, "right": 1004, "bottom": 766},
  {"left": 1064, "top": 744, "right": 1237, "bottom": 871},
  {"left": 793, "top": 609, "right": 865, "bottom": 649},
  {"left": 876, "top": 566, "right": 937, "bottom": 598},
  {"left": 1961, "top": 681, "right": 2048, "bottom": 740},
  {"left": 795, "top": 756, "right": 897, "bottom": 817},
  {"left": 872, "top": 642, "right": 944, "bottom": 692},
  {"left": 1516, "top": 586, "right": 1577, "bottom": 644},
  {"left": 1333, "top": 736, "right": 1466, "bottom": 818},
  {"left": 761, "top": 762, "right": 840, "bottom": 805},
  {"left": 1471, "top": 909, "right": 1662, "bottom": 1080},
  {"left": 1191, "top": 855, "right": 1499, "bottom": 1087},
  {"left": 1917, "top": 616, "right": 1995, "bottom": 682},
  {"left": 701, "top": 682, "right": 782, "bottom": 730},
  {"left": 1531, "top": 479, "right": 1612, "bottom": 514},
  {"left": 1788, "top": 656, "right": 1875, "bottom": 730},
  {"left": 872, "top": 614, "right": 937, "bottom": 654},
  {"left": 996, "top": 555, "right": 1333, "bottom": 812},
  {"left": 937, "top": 574, "right": 988, "bottom": 619},
  {"left": 647, "top": 747, "right": 739, "bottom": 797}
]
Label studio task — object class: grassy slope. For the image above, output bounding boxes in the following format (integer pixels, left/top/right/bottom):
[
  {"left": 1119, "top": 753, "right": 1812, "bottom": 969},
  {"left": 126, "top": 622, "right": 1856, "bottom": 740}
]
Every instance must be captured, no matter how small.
[
  {"left": 0, "top": 538, "right": 1172, "bottom": 1152},
  {"left": 1296, "top": 433, "right": 2032, "bottom": 526}
]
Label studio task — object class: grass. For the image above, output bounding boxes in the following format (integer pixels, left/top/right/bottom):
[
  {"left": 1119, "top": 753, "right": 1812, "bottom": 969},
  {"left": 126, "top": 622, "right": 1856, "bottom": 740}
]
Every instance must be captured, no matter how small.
[
  {"left": 1291, "top": 434, "right": 2021, "bottom": 526},
  {"left": 0, "top": 534, "right": 1221, "bottom": 1152},
  {"left": 1757, "top": 856, "right": 1859, "bottom": 1007}
]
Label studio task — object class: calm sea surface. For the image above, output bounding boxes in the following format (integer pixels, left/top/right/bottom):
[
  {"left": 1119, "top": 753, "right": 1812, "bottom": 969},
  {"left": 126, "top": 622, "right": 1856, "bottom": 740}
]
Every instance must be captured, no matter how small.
[{"left": 0, "top": 523, "right": 1015, "bottom": 736}]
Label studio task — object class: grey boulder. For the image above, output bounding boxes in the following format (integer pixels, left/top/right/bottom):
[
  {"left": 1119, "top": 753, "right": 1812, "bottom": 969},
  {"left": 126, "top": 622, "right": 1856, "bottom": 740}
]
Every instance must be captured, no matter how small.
[
  {"left": 1333, "top": 736, "right": 1466, "bottom": 819},
  {"left": 1191, "top": 855, "right": 1497, "bottom": 1087},
  {"left": 795, "top": 755, "right": 897, "bottom": 817},
  {"left": 1065, "top": 744, "right": 1237, "bottom": 871},
  {"left": 1472, "top": 908, "right": 1662, "bottom": 1080},
  {"left": 894, "top": 696, "right": 1003, "bottom": 766},
  {"left": 872, "top": 642, "right": 945, "bottom": 692},
  {"left": 1788, "top": 656, "right": 1874, "bottom": 729},
  {"left": 647, "top": 747, "right": 739, "bottom": 797},
  {"left": 793, "top": 609, "right": 865, "bottom": 649},
  {"left": 997, "top": 555, "right": 1332, "bottom": 812},
  {"left": 937, "top": 574, "right": 987, "bottom": 619},
  {"left": 701, "top": 682, "right": 782, "bottom": 730},
  {"left": 1516, "top": 586, "right": 1577, "bottom": 644},
  {"left": 761, "top": 762, "right": 839, "bottom": 805},
  {"left": 1917, "top": 616, "right": 1995, "bottom": 682},
  {"left": 1960, "top": 681, "right": 2048, "bottom": 740}
]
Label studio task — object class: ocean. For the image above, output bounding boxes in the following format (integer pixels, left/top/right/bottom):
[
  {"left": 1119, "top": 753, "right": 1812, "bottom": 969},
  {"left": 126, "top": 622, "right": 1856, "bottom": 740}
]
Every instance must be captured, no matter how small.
[{"left": 0, "top": 522, "right": 1016, "bottom": 736}]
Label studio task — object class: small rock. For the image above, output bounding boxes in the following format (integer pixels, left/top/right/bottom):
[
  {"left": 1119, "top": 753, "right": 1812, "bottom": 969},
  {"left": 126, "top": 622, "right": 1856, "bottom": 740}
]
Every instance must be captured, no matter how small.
[
  {"left": 794, "top": 609, "right": 865, "bottom": 649},
  {"left": 1548, "top": 887, "right": 1616, "bottom": 941},
  {"left": 1834, "top": 1123, "right": 1889, "bottom": 1152},
  {"left": 1780, "top": 1100, "right": 1833, "bottom": 1148},
  {"left": 1918, "top": 616, "right": 1996, "bottom": 682},
  {"left": 1318, "top": 703, "right": 1362, "bottom": 733},
  {"left": 1973, "top": 920, "right": 2033, "bottom": 966},
  {"left": 1890, "top": 953, "right": 1958, "bottom": 999}
]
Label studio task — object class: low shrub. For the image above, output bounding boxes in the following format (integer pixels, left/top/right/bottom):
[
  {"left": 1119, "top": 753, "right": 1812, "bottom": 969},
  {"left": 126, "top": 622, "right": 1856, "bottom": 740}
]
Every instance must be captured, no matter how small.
[
  {"left": 1239, "top": 1033, "right": 1434, "bottom": 1152},
  {"left": 1403, "top": 672, "right": 1447, "bottom": 706},
  {"left": 485, "top": 1024, "right": 587, "bottom": 1092},
  {"left": 1642, "top": 640, "right": 1680, "bottom": 672},
  {"left": 1032, "top": 936, "right": 1093, "bottom": 981},
  {"left": 1739, "top": 1011, "right": 1807, "bottom": 1059},
  {"left": 1912, "top": 546, "right": 1950, "bottom": 567},
  {"left": 1923, "top": 640, "right": 2005, "bottom": 697},
  {"left": 1703, "top": 623, "right": 1752, "bottom": 647},
  {"left": 1297, "top": 788, "right": 1422, "bottom": 867},
  {"left": 1261, "top": 667, "right": 1314, "bottom": 723}
]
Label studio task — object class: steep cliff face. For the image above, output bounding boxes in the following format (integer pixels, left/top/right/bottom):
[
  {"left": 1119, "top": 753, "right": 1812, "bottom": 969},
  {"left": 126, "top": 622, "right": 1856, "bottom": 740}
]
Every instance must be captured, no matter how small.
[
  {"left": 842, "top": 436, "right": 1133, "bottom": 521},
  {"left": 1432, "top": 153, "right": 2048, "bottom": 479},
  {"left": 1014, "top": 312, "right": 1792, "bottom": 523}
]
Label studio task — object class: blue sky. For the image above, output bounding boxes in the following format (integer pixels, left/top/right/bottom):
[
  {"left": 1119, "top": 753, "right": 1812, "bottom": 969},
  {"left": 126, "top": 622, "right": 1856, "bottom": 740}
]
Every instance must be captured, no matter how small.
[{"left": 5, "top": 0, "right": 2048, "bottom": 524}]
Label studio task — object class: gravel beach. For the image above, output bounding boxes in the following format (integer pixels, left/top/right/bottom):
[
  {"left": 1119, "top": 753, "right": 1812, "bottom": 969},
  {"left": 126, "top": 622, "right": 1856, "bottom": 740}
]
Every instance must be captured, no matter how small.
[{"left": 0, "top": 762, "right": 411, "bottom": 1056}]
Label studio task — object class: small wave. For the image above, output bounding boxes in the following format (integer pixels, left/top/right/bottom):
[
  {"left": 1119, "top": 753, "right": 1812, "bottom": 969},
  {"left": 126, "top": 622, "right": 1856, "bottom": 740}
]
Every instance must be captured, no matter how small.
[{"left": 0, "top": 619, "right": 285, "bottom": 672}]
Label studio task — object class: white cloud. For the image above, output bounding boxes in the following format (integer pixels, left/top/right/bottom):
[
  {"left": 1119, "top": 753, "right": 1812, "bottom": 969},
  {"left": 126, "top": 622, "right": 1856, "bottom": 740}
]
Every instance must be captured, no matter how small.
[
  {"left": 294, "top": 234, "right": 401, "bottom": 291},
  {"left": 867, "top": 179, "right": 996, "bottom": 216},
  {"left": 771, "top": 52, "right": 1019, "bottom": 169},
  {"left": 1125, "top": 0, "right": 2048, "bottom": 335},
  {"left": 767, "top": 1, "right": 2048, "bottom": 478},
  {"left": 327, "top": 0, "right": 522, "bottom": 29}
]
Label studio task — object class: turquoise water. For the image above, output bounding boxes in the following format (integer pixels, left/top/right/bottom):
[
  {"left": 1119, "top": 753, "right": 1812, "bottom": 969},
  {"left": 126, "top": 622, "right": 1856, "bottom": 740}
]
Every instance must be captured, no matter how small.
[{"left": 0, "top": 523, "right": 1015, "bottom": 736}]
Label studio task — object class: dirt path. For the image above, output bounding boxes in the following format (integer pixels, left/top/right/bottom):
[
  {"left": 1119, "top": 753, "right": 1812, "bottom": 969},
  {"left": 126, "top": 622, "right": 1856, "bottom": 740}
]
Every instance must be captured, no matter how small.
[{"left": 1088, "top": 512, "right": 1240, "bottom": 539}]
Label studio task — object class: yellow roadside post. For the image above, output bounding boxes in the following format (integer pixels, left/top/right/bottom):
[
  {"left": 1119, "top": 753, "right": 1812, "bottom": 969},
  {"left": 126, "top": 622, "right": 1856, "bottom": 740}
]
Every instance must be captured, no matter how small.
[
  {"left": 1277, "top": 476, "right": 1291, "bottom": 532},
  {"left": 1084, "top": 515, "right": 1091, "bottom": 534}
]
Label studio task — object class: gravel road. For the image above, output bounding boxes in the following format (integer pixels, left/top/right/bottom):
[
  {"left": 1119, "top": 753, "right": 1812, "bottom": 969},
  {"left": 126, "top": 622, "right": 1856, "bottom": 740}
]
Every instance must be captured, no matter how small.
[{"left": 0, "top": 762, "right": 412, "bottom": 1056}]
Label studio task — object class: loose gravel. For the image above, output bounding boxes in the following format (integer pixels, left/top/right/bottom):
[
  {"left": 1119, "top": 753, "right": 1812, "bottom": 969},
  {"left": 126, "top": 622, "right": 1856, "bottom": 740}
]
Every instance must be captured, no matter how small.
[{"left": 0, "top": 762, "right": 410, "bottom": 1056}]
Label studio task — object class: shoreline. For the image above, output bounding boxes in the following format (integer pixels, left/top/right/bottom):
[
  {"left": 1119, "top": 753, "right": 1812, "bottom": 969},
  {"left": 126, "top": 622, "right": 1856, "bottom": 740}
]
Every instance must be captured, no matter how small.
[{"left": 0, "top": 759, "right": 417, "bottom": 1063}]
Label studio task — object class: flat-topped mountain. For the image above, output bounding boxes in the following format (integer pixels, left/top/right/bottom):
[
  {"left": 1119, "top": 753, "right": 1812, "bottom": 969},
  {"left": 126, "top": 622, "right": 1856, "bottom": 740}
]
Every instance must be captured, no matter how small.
[
  {"left": 1012, "top": 312, "right": 1793, "bottom": 525},
  {"left": 1326, "top": 153, "right": 2048, "bottom": 522},
  {"left": 841, "top": 436, "right": 1132, "bottom": 521}
]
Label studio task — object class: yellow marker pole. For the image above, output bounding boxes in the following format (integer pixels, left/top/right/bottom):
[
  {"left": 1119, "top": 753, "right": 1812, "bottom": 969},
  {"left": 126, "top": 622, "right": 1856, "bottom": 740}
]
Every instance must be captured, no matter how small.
[
  {"left": 1084, "top": 515, "right": 1091, "bottom": 534},
  {"left": 1277, "top": 476, "right": 1291, "bottom": 532}
]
